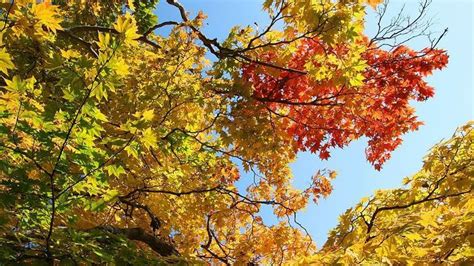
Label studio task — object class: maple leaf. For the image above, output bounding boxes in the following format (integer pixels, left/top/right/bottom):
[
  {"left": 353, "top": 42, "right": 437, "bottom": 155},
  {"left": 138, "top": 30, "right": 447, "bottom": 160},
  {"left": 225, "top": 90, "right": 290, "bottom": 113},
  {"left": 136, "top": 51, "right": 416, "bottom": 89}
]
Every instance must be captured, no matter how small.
[
  {"left": 0, "top": 48, "right": 14, "bottom": 75},
  {"left": 141, "top": 127, "right": 157, "bottom": 149},
  {"left": 32, "top": 1, "right": 63, "bottom": 32},
  {"left": 114, "top": 13, "right": 141, "bottom": 45},
  {"left": 142, "top": 109, "right": 155, "bottom": 122}
]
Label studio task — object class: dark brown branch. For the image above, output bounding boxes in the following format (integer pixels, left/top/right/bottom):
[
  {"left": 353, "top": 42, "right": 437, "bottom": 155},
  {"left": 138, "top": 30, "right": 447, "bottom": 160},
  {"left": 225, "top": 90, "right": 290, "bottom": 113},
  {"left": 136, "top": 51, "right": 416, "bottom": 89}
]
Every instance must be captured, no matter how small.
[
  {"left": 246, "top": 1, "right": 288, "bottom": 50},
  {"left": 365, "top": 189, "right": 471, "bottom": 239},
  {"left": 118, "top": 198, "right": 161, "bottom": 231},
  {"left": 46, "top": 44, "right": 121, "bottom": 255},
  {"left": 65, "top": 25, "right": 163, "bottom": 49},
  {"left": 201, "top": 217, "right": 230, "bottom": 265},
  {"left": 0, "top": 143, "right": 51, "bottom": 177},
  {"left": 96, "top": 226, "right": 178, "bottom": 257},
  {"left": 369, "top": 0, "right": 441, "bottom": 51},
  {"left": 58, "top": 29, "right": 98, "bottom": 58},
  {"left": 138, "top": 186, "right": 221, "bottom": 197},
  {"left": 142, "top": 21, "right": 179, "bottom": 36},
  {"left": 166, "top": 0, "right": 189, "bottom": 22},
  {"left": 0, "top": 0, "right": 14, "bottom": 32},
  {"left": 165, "top": 0, "right": 306, "bottom": 75},
  {"left": 253, "top": 95, "right": 340, "bottom": 106},
  {"left": 236, "top": 54, "right": 307, "bottom": 75}
]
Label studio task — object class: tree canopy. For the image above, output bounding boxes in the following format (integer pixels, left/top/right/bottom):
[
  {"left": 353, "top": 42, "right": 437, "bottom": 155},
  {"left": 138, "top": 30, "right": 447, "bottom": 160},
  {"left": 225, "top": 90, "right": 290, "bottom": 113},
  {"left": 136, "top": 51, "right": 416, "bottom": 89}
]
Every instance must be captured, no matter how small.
[
  {"left": 0, "top": 0, "right": 466, "bottom": 265},
  {"left": 312, "top": 122, "right": 473, "bottom": 264}
]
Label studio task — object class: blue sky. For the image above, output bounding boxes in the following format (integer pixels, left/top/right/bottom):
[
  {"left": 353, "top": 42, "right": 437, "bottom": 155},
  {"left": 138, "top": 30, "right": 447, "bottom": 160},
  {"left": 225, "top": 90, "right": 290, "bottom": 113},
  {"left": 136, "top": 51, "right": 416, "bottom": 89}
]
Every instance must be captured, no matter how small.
[{"left": 156, "top": 0, "right": 473, "bottom": 247}]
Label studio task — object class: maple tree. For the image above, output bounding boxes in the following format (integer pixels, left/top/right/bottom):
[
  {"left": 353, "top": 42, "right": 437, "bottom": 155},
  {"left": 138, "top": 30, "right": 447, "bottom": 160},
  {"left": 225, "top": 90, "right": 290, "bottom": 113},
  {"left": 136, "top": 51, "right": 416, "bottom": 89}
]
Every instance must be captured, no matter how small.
[
  {"left": 0, "top": 0, "right": 460, "bottom": 264},
  {"left": 310, "top": 122, "right": 474, "bottom": 264}
]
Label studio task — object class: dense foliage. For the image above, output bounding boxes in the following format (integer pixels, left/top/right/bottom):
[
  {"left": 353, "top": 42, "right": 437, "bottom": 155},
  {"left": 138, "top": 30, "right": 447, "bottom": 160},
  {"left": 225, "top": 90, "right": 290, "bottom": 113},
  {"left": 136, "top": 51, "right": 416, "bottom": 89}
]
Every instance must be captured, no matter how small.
[
  {"left": 0, "top": 0, "right": 465, "bottom": 264},
  {"left": 312, "top": 122, "right": 473, "bottom": 264}
]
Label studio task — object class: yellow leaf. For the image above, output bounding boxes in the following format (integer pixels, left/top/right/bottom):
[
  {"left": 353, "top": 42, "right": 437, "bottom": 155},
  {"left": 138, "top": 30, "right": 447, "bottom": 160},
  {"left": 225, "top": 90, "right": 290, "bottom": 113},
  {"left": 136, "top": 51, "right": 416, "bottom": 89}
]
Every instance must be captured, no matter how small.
[
  {"left": 60, "top": 49, "right": 81, "bottom": 59},
  {"left": 114, "top": 212, "right": 122, "bottom": 222},
  {"left": 418, "top": 212, "right": 437, "bottom": 228},
  {"left": 405, "top": 232, "right": 422, "bottom": 241},
  {"left": 97, "top": 32, "right": 111, "bottom": 50},
  {"left": 32, "top": 1, "right": 63, "bottom": 33},
  {"left": 106, "top": 165, "right": 125, "bottom": 178},
  {"left": 142, "top": 127, "right": 157, "bottom": 149},
  {"left": 0, "top": 48, "right": 14, "bottom": 75},
  {"left": 142, "top": 109, "right": 155, "bottom": 122},
  {"left": 127, "top": 0, "right": 136, "bottom": 11},
  {"left": 4, "top": 75, "right": 24, "bottom": 92},
  {"left": 110, "top": 57, "right": 129, "bottom": 76},
  {"left": 125, "top": 145, "right": 139, "bottom": 159},
  {"left": 113, "top": 14, "right": 141, "bottom": 45}
]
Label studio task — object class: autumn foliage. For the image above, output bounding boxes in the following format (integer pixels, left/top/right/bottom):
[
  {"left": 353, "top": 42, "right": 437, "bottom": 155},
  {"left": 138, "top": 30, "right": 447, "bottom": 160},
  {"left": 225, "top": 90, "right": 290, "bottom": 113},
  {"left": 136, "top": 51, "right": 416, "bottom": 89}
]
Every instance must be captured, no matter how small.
[
  {"left": 242, "top": 39, "right": 448, "bottom": 169},
  {"left": 313, "top": 122, "right": 474, "bottom": 264},
  {"left": 0, "top": 0, "right": 468, "bottom": 265}
]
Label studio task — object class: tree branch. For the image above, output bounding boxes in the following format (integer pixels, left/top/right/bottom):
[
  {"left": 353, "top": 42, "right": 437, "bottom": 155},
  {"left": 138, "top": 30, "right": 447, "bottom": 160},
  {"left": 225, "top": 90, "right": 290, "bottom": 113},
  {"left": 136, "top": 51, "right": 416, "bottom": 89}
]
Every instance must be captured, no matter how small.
[{"left": 95, "top": 226, "right": 178, "bottom": 257}]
